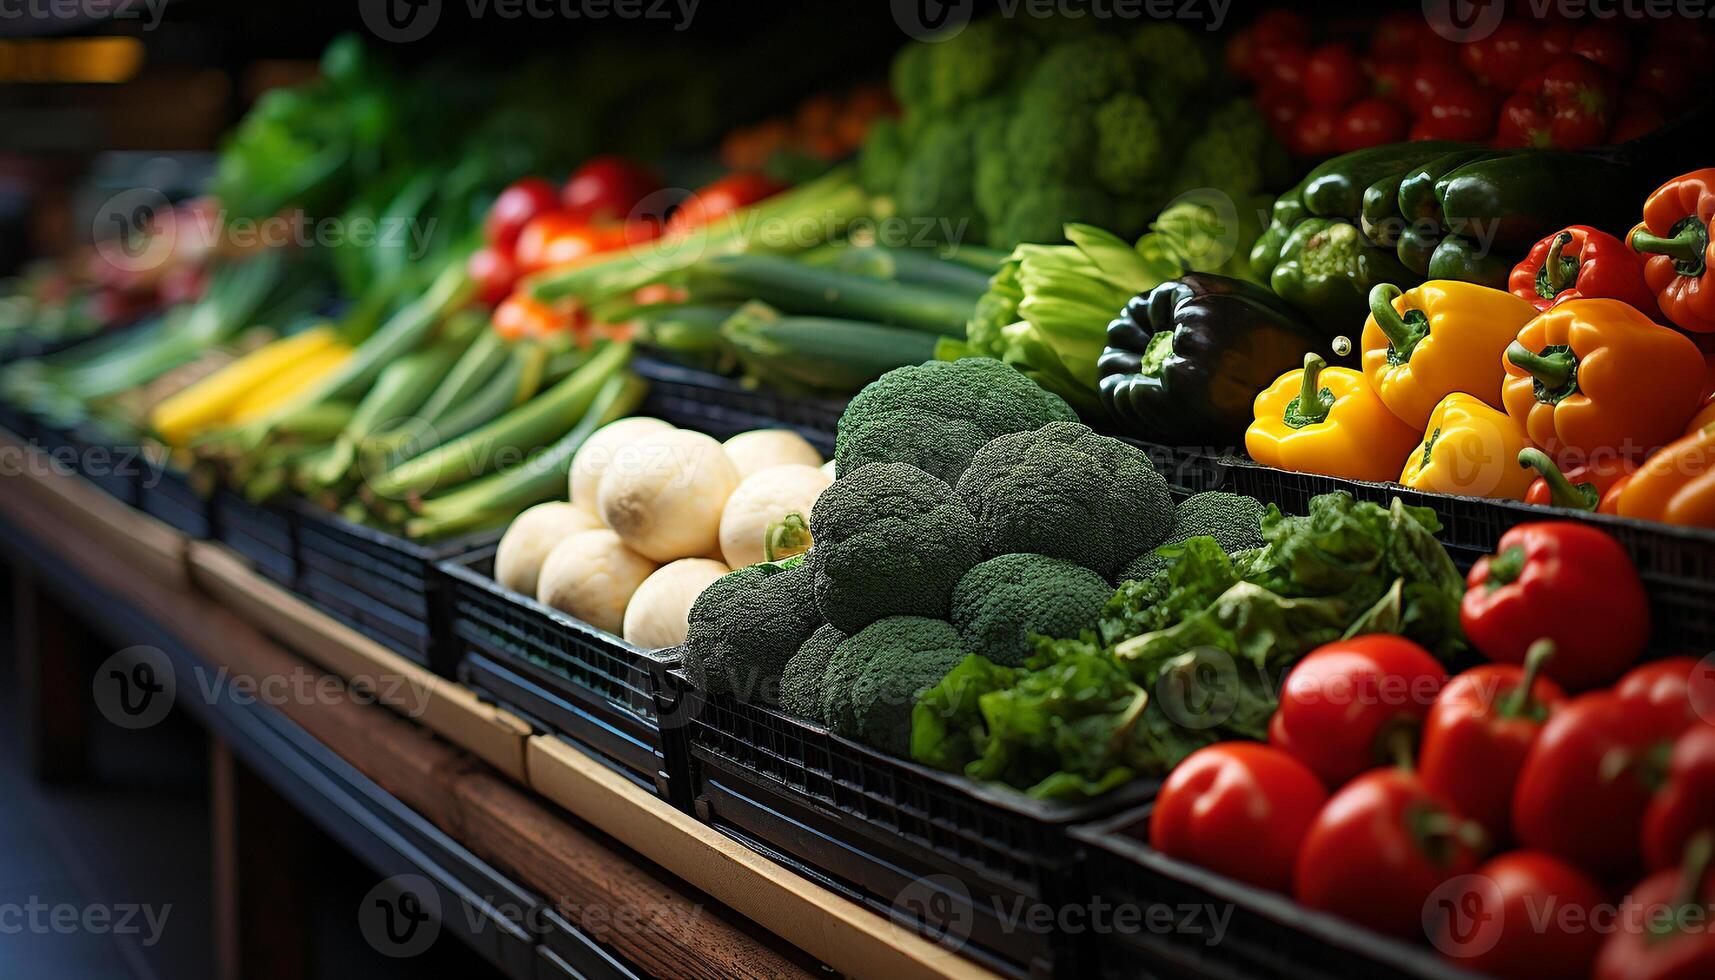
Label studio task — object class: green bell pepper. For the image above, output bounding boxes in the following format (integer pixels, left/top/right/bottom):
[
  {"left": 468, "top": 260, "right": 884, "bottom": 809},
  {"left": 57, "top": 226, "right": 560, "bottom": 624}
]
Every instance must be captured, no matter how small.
[{"left": 1270, "top": 218, "right": 1418, "bottom": 333}]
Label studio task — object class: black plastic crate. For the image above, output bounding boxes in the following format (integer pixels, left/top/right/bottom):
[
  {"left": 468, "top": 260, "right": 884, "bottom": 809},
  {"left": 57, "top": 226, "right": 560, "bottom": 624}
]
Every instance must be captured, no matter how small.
[
  {"left": 441, "top": 547, "right": 682, "bottom": 804},
  {"left": 213, "top": 488, "right": 298, "bottom": 587},
  {"left": 136, "top": 457, "right": 215, "bottom": 538},
  {"left": 632, "top": 355, "right": 843, "bottom": 454},
  {"left": 1071, "top": 808, "right": 1469, "bottom": 980},
  {"left": 64, "top": 421, "right": 143, "bottom": 506},
  {"left": 665, "top": 671, "right": 1156, "bottom": 979},
  {"left": 1211, "top": 455, "right": 1715, "bottom": 652},
  {"left": 294, "top": 502, "right": 497, "bottom": 675}
]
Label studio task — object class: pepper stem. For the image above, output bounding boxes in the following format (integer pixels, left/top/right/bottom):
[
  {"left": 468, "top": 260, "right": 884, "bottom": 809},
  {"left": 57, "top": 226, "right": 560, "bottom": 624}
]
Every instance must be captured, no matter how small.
[
  {"left": 1517, "top": 448, "right": 1598, "bottom": 511},
  {"left": 1541, "top": 232, "right": 1575, "bottom": 296},
  {"left": 1297, "top": 353, "right": 1329, "bottom": 424},
  {"left": 1483, "top": 544, "right": 1527, "bottom": 589},
  {"left": 1369, "top": 284, "right": 1429, "bottom": 360},
  {"left": 1507, "top": 342, "right": 1576, "bottom": 393},
  {"left": 1672, "top": 831, "right": 1715, "bottom": 915},
  {"left": 1632, "top": 217, "right": 1709, "bottom": 276},
  {"left": 1501, "top": 640, "right": 1555, "bottom": 718}
]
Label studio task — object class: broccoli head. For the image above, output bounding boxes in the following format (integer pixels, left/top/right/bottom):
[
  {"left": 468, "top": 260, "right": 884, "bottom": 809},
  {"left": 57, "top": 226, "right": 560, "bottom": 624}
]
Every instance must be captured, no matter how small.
[
  {"left": 857, "top": 115, "right": 908, "bottom": 196},
  {"left": 1092, "top": 93, "right": 1167, "bottom": 198},
  {"left": 951, "top": 554, "right": 1113, "bottom": 666},
  {"left": 835, "top": 357, "right": 1078, "bottom": 485},
  {"left": 780, "top": 622, "right": 845, "bottom": 722},
  {"left": 922, "top": 18, "right": 1022, "bottom": 113},
  {"left": 821, "top": 616, "right": 969, "bottom": 756},
  {"left": 1022, "top": 34, "right": 1137, "bottom": 106},
  {"left": 1119, "top": 491, "right": 1267, "bottom": 583},
  {"left": 954, "top": 421, "right": 1172, "bottom": 578},
  {"left": 681, "top": 558, "right": 821, "bottom": 702},
  {"left": 808, "top": 462, "right": 982, "bottom": 633},
  {"left": 988, "top": 184, "right": 1116, "bottom": 250},
  {"left": 1129, "top": 22, "right": 1212, "bottom": 123},
  {"left": 1172, "top": 98, "right": 1292, "bottom": 200}
]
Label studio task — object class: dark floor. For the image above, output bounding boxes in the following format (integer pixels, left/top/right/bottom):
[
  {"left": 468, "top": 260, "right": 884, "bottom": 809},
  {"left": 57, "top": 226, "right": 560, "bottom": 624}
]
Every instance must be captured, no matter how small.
[{"left": 0, "top": 563, "right": 503, "bottom": 980}]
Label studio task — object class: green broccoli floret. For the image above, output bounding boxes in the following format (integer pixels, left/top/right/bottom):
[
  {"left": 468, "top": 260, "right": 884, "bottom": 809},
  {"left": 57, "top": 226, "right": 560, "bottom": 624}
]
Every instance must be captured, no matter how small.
[
  {"left": 889, "top": 41, "right": 933, "bottom": 115},
  {"left": 835, "top": 357, "right": 1077, "bottom": 485},
  {"left": 857, "top": 115, "right": 907, "bottom": 196},
  {"left": 1021, "top": 34, "right": 1137, "bottom": 107},
  {"left": 821, "top": 616, "right": 969, "bottom": 756},
  {"left": 681, "top": 558, "right": 821, "bottom": 702},
  {"left": 1004, "top": 101, "right": 1095, "bottom": 188},
  {"left": 954, "top": 421, "right": 1172, "bottom": 578},
  {"left": 989, "top": 185, "right": 1116, "bottom": 250},
  {"left": 1092, "top": 93, "right": 1166, "bottom": 198},
  {"left": 780, "top": 623, "right": 844, "bottom": 722},
  {"left": 808, "top": 462, "right": 981, "bottom": 633},
  {"left": 1118, "top": 492, "right": 1267, "bottom": 583},
  {"left": 1129, "top": 22, "right": 1211, "bottom": 123},
  {"left": 922, "top": 18, "right": 1020, "bottom": 113},
  {"left": 894, "top": 119, "right": 980, "bottom": 232},
  {"left": 950, "top": 554, "right": 1113, "bottom": 666},
  {"left": 1172, "top": 98, "right": 1291, "bottom": 199}
]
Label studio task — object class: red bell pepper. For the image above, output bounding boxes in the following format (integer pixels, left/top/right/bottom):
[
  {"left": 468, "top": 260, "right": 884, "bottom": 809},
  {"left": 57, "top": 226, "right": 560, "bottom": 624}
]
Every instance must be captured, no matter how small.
[
  {"left": 1419, "top": 641, "right": 1568, "bottom": 841},
  {"left": 1628, "top": 169, "right": 1715, "bottom": 334},
  {"left": 1513, "top": 691, "right": 1687, "bottom": 878},
  {"left": 1643, "top": 724, "right": 1715, "bottom": 872},
  {"left": 1294, "top": 769, "right": 1485, "bottom": 939},
  {"left": 1593, "top": 832, "right": 1715, "bottom": 980},
  {"left": 1149, "top": 743, "right": 1327, "bottom": 894},
  {"left": 1461, "top": 522, "right": 1650, "bottom": 691},
  {"left": 1616, "top": 656, "right": 1715, "bottom": 728},
  {"left": 1518, "top": 447, "right": 1637, "bottom": 514},
  {"left": 1431, "top": 851, "right": 1606, "bottom": 980},
  {"left": 1509, "top": 226, "right": 1663, "bottom": 319},
  {"left": 1268, "top": 636, "right": 1446, "bottom": 789}
]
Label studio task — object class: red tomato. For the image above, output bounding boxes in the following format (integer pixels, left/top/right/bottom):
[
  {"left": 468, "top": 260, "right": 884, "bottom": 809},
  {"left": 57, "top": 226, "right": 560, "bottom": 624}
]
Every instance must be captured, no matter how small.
[
  {"left": 1407, "top": 58, "right": 1471, "bottom": 115},
  {"left": 1367, "top": 57, "right": 1412, "bottom": 102},
  {"left": 467, "top": 247, "right": 517, "bottom": 307},
  {"left": 1304, "top": 43, "right": 1366, "bottom": 109},
  {"left": 1512, "top": 692, "right": 1689, "bottom": 878},
  {"left": 1497, "top": 89, "right": 1555, "bottom": 148},
  {"left": 1460, "top": 20, "right": 1541, "bottom": 91},
  {"left": 1614, "top": 657, "right": 1715, "bottom": 732},
  {"left": 1420, "top": 647, "right": 1568, "bottom": 841},
  {"left": 1369, "top": 12, "right": 1427, "bottom": 59},
  {"left": 1592, "top": 842, "right": 1715, "bottom": 980},
  {"left": 1257, "top": 91, "right": 1306, "bottom": 143},
  {"left": 1413, "top": 82, "right": 1498, "bottom": 141},
  {"left": 484, "top": 177, "right": 559, "bottom": 255},
  {"left": 560, "top": 156, "right": 662, "bottom": 226},
  {"left": 1254, "top": 43, "right": 1310, "bottom": 92},
  {"left": 1334, "top": 98, "right": 1409, "bottom": 152},
  {"left": 1632, "top": 45, "right": 1699, "bottom": 113},
  {"left": 1294, "top": 769, "right": 1483, "bottom": 939},
  {"left": 1643, "top": 724, "right": 1715, "bottom": 872},
  {"left": 1150, "top": 743, "right": 1327, "bottom": 894},
  {"left": 1431, "top": 851, "right": 1606, "bottom": 980},
  {"left": 1532, "top": 22, "right": 1576, "bottom": 74},
  {"left": 514, "top": 216, "right": 633, "bottom": 274},
  {"left": 1608, "top": 101, "right": 1666, "bottom": 144},
  {"left": 668, "top": 172, "right": 788, "bottom": 235},
  {"left": 1287, "top": 105, "right": 1340, "bottom": 157},
  {"left": 1571, "top": 22, "right": 1635, "bottom": 79},
  {"left": 1269, "top": 636, "right": 1447, "bottom": 788},
  {"left": 1248, "top": 9, "right": 1310, "bottom": 49}
]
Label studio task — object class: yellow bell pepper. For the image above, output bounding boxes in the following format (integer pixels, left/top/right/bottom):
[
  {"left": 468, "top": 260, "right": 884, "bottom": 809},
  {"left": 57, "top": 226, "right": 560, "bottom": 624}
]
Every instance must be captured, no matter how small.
[
  {"left": 1361, "top": 281, "right": 1539, "bottom": 430},
  {"left": 1246, "top": 353, "right": 1420, "bottom": 483},
  {"left": 1398, "top": 392, "right": 1536, "bottom": 499}
]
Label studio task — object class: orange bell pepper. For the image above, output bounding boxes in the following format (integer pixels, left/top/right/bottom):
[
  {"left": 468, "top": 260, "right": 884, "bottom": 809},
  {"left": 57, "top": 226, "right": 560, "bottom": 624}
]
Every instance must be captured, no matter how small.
[
  {"left": 1615, "top": 422, "right": 1715, "bottom": 528},
  {"left": 1627, "top": 169, "right": 1715, "bottom": 334},
  {"left": 1691, "top": 397, "right": 1715, "bottom": 435},
  {"left": 1500, "top": 299, "right": 1705, "bottom": 462}
]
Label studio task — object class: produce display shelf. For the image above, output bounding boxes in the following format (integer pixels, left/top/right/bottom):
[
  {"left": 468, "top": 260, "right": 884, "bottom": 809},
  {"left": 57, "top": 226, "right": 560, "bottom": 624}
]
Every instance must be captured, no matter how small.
[
  {"left": 662, "top": 670, "right": 1156, "bottom": 979},
  {"left": 294, "top": 501, "right": 499, "bottom": 677},
  {"left": 632, "top": 354, "right": 844, "bottom": 454},
  {"left": 1070, "top": 809, "right": 1468, "bottom": 980},
  {"left": 1208, "top": 454, "right": 1715, "bottom": 652},
  {"left": 136, "top": 456, "right": 215, "bottom": 538},
  {"left": 212, "top": 487, "right": 298, "bottom": 587},
  {"left": 442, "top": 547, "right": 682, "bottom": 804}
]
